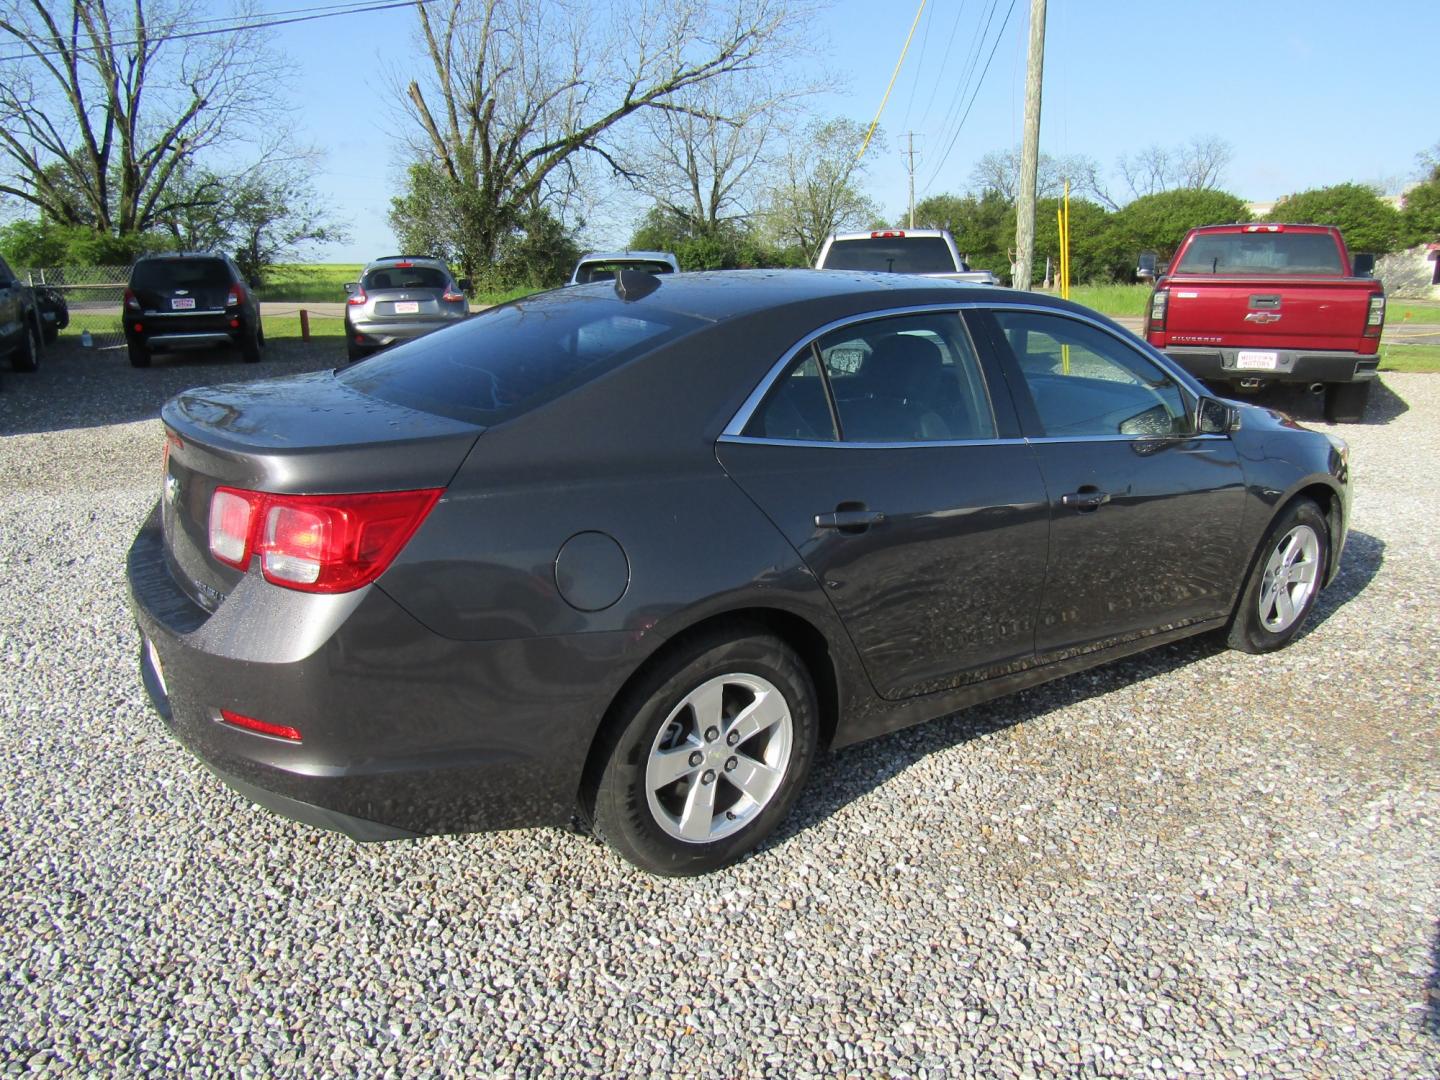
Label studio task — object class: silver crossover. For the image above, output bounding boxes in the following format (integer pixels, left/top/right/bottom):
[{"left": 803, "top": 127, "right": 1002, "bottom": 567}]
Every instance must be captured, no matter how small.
[{"left": 344, "top": 256, "right": 470, "bottom": 361}]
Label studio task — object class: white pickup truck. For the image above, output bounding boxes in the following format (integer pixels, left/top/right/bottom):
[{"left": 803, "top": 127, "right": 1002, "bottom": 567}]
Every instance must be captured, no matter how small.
[{"left": 815, "top": 229, "right": 998, "bottom": 285}]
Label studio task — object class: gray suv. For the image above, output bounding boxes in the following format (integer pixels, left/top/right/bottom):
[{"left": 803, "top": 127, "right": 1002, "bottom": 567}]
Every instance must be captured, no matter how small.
[{"left": 344, "top": 256, "right": 470, "bottom": 361}]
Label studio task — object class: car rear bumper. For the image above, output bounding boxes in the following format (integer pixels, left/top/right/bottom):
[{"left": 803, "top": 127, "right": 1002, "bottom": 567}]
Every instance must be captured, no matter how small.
[
  {"left": 127, "top": 503, "right": 635, "bottom": 841},
  {"left": 1161, "top": 346, "right": 1380, "bottom": 385},
  {"left": 347, "top": 316, "right": 466, "bottom": 345}
]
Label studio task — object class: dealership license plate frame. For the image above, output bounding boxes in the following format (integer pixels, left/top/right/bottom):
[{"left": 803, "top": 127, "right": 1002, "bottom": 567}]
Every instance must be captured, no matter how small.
[{"left": 1236, "top": 350, "right": 1279, "bottom": 370}]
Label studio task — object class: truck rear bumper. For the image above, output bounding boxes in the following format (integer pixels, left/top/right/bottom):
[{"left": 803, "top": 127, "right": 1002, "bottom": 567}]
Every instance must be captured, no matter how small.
[{"left": 1161, "top": 346, "right": 1380, "bottom": 385}]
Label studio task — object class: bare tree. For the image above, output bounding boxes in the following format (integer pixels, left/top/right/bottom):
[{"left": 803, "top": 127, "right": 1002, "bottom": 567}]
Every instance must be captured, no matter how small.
[
  {"left": 622, "top": 74, "right": 798, "bottom": 235},
  {"left": 764, "top": 117, "right": 879, "bottom": 262},
  {"left": 0, "top": 0, "right": 284, "bottom": 234},
  {"left": 969, "top": 146, "right": 1115, "bottom": 208},
  {"left": 1119, "top": 135, "right": 1233, "bottom": 198},
  {"left": 393, "top": 0, "right": 812, "bottom": 278}
]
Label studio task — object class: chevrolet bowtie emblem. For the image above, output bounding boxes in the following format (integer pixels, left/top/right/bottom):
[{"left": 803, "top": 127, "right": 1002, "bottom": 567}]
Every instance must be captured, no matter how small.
[{"left": 1244, "top": 311, "right": 1282, "bottom": 324}]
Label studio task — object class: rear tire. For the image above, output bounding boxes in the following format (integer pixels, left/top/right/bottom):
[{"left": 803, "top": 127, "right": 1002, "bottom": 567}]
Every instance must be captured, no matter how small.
[
  {"left": 587, "top": 628, "right": 818, "bottom": 876},
  {"left": 128, "top": 340, "right": 151, "bottom": 368},
  {"left": 1323, "top": 381, "right": 1370, "bottom": 424},
  {"left": 1226, "top": 498, "right": 1329, "bottom": 654},
  {"left": 240, "top": 325, "right": 262, "bottom": 363},
  {"left": 11, "top": 316, "right": 40, "bottom": 372}
]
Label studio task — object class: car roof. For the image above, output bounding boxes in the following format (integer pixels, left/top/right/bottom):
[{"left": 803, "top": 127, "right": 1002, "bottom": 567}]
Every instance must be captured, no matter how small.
[
  {"left": 539, "top": 268, "right": 1058, "bottom": 323},
  {"left": 575, "top": 251, "right": 678, "bottom": 264},
  {"left": 134, "top": 251, "right": 230, "bottom": 261},
  {"left": 1188, "top": 223, "right": 1339, "bottom": 234}
]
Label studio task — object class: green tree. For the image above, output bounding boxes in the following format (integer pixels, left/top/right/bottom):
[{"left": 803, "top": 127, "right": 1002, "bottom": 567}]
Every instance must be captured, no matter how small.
[
  {"left": 764, "top": 118, "right": 881, "bottom": 263},
  {"left": 1400, "top": 177, "right": 1440, "bottom": 246},
  {"left": 910, "top": 192, "right": 1011, "bottom": 277},
  {"left": 1267, "top": 183, "right": 1403, "bottom": 254},
  {"left": 1113, "top": 188, "right": 1249, "bottom": 261},
  {"left": 0, "top": 218, "right": 169, "bottom": 266}
]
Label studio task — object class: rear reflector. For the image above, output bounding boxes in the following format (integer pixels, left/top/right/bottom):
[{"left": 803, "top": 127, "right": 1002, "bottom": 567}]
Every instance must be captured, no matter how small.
[
  {"left": 219, "top": 709, "right": 302, "bottom": 742},
  {"left": 208, "top": 487, "right": 442, "bottom": 592}
]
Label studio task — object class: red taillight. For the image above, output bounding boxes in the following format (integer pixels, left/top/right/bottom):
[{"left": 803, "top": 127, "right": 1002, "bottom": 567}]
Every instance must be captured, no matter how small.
[
  {"left": 1148, "top": 288, "right": 1169, "bottom": 333},
  {"left": 219, "top": 709, "right": 302, "bottom": 742},
  {"left": 870, "top": 230, "right": 905, "bottom": 238},
  {"left": 394, "top": 261, "right": 412, "bottom": 268},
  {"left": 123, "top": 287, "right": 141, "bottom": 311},
  {"left": 1242, "top": 224, "right": 1283, "bottom": 233},
  {"left": 207, "top": 487, "right": 442, "bottom": 593},
  {"left": 347, "top": 287, "right": 367, "bottom": 306},
  {"left": 442, "top": 290, "right": 465, "bottom": 302},
  {"left": 1363, "top": 293, "right": 1386, "bottom": 339},
  {"left": 226, "top": 284, "right": 245, "bottom": 307}
]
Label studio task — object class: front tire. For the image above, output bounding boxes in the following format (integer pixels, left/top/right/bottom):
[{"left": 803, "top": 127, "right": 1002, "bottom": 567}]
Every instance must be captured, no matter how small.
[
  {"left": 1323, "top": 381, "right": 1370, "bottom": 423},
  {"left": 588, "top": 628, "right": 818, "bottom": 876},
  {"left": 1226, "top": 499, "right": 1329, "bottom": 654}
]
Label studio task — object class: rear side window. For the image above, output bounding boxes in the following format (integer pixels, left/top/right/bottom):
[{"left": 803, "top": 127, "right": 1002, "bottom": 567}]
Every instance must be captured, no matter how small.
[
  {"left": 338, "top": 297, "right": 703, "bottom": 425},
  {"left": 131, "top": 259, "right": 231, "bottom": 291},
  {"left": 364, "top": 266, "right": 450, "bottom": 290},
  {"left": 821, "top": 237, "right": 955, "bottom": 274},
  {"left": 1174, "top": 233, "right": 1344, "bottom": 275}
]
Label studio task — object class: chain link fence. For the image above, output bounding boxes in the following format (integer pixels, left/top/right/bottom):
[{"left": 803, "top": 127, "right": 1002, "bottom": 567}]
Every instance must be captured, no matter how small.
[{"left": 21, "top": 265, "right": 129, "bottom": 349}]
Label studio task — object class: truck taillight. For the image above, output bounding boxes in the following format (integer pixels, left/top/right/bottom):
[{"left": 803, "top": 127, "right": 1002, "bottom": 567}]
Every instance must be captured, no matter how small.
[
  {"left": 207, "top": 487, "right": 442, "bottom": 592},
  {"left": 871, "top": 230, "right": 906, "bottom": 239},
  {"left": 1148, "top": 288, "right": 1169, "bottom": 332},
  {"left": 1242, "top": 224, "right": 1283, "bottom": 233},
  {"left": 1363, "top": 293, "right": 1385, "bottom": 338}
]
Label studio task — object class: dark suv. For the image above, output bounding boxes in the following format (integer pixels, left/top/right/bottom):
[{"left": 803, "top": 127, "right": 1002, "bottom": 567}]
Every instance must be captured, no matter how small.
[
  {"left": 123, "top": 253, "right": 264, "bottom": 368},
  {"left": 0, "top": 252, "right": 43, "bottom": 384}
]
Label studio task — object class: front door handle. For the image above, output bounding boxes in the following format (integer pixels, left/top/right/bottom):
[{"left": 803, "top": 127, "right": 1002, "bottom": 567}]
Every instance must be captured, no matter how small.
[
  {"left": 1060, "top": 487, "right": 1110, "bottom": 512},
  {"left": 815, "top": 509, "right": 885, "bottom": 532}
]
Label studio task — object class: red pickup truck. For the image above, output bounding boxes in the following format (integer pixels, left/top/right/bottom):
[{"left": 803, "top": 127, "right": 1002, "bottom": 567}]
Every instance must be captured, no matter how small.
[{"left": 1144, "top": 223, "right": 1385, "bottom": 422}]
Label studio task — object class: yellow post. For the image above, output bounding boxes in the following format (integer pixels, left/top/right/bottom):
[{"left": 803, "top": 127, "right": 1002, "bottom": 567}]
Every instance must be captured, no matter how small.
[{"left": 1060, "top": 179, "right": 1071, "bottom": 373}]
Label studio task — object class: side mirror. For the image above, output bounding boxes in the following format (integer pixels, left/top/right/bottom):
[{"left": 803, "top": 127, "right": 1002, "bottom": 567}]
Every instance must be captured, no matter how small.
[
  {"left": 343, "top": 282, "right": 358, "bottom": 296},
  {"left": 1351, "top": 253, "right": 1375, "bottom": 278},
  {"left": 458, "top": 278, "right": 473, "bottom": 293},
  {"left": 1196, "top": 396, "right": 1240, "bottom": 435}
]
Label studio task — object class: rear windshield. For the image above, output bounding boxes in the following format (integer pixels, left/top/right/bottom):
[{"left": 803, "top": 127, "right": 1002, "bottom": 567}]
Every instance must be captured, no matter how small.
[
  {"left": 336, "top": 295, "right": 704, "bottom": 425},
  {"left": 1174, "top": 233, "right": 1345, "bottom": 275},
  {"left": 364, "top": 266, "right": 451, "bottom": 291},
  {"left": 821, "top": 237, "right": 956, "bottom": 274},
  {"left": 131, "top": 258, "right": 231, "bottom": 291},
  {"left": 574, "top": 261, "right": 674, "bottom": 283}
]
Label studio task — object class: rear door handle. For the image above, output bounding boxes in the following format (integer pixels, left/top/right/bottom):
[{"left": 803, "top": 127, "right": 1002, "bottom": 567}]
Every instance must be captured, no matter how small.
[
  {"left": 1060, "top": 488, "right": 1110, "bottom": 512},
  {"left": 815, "top": 509, "right": 885, "bottom": 531}
]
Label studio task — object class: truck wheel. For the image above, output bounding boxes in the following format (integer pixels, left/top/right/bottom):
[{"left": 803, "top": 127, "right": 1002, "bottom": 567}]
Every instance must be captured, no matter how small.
[
  {"left": 1323, "top": 382, "right": 1370, "bottom": 424},
  {"left": 128, "top": 340, "right": 151, "bottom": 368},
  {"left": 12, "top": 316, "right": 41, "bottom": 372}
]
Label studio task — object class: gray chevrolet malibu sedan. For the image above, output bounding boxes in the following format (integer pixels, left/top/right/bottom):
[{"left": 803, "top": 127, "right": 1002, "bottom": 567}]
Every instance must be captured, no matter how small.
[
  {"left": 343, "top": 255, "right": 470, "bottom": 361},
  {"left": 129, "top": 270, "right": 1350, "bottom": 875}
]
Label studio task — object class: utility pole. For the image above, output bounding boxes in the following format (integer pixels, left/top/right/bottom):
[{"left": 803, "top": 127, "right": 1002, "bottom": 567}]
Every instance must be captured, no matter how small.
[
  {"left": 1014, "top": 0, "right": 1047, "bottom": 290},
  {"left": 905, "top": 133, "right": 919, "bottom": 228}
]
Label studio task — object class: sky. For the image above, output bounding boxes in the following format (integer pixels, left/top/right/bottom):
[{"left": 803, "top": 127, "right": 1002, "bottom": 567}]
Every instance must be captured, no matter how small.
[{"left": 267, "top": 0, "right": 1439, "bottom": 264}]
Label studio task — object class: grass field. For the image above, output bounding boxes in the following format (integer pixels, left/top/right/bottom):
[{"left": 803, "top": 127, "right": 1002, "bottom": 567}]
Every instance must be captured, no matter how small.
[
  {"left": 1387, "top": 299, "right": 1440, "bottom": 324},
  {"left": 1378, "top": 344, "right": 1440, "bottom": 372},
  {"left": 1044, "top": 284, "right": 1152, "bottom": 317}
]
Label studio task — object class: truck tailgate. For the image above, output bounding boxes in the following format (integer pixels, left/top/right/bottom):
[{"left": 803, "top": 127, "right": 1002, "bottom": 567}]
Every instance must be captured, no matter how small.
[{"left": 1165, "top": 275, "right": 1376, "bottom": 350}]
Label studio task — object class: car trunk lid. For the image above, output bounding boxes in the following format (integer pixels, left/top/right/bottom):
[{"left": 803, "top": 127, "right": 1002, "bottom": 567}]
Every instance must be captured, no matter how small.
[
  {"left": 158, "top": 370, "right": 483, "bottom": 610},
  {"left": 1163, "top": 275, "right": 1379, "bottom": 350}
]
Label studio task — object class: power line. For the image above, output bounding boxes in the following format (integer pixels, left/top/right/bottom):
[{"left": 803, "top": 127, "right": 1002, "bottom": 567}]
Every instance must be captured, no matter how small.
[
  {"left": 926, "top": 0, "right": 1001, "bottom": 180},
  {"left": 897, "top": 0, "right": 936, "bottom": 137},
  {"left": 916, "top": 0, "right": 971, "bottom": 136},
  {"left": 857, "top": 0, "right": 928, "bottom": 161},
  {"left": 0, "top": 0, "right": 428, "bottom": 64},
  {"left": 922, "top": 0, "right": 1019, "bottom": 194}
]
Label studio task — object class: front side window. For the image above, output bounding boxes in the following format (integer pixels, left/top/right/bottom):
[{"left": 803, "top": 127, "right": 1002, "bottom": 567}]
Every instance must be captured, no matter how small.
[
  {"left": 993, "top": 310, "right": 1191, "bottom": 438},
  {"left": 745, "top": 311, "right": 996, "bottom": 443}
]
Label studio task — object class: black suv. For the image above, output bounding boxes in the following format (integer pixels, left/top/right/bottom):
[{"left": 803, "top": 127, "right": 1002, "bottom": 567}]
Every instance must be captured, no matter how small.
[
  {"left": 0, "top": 252, "right": 43, "bottom": 385},
  {"left": 123, "top": 253, "right": 264, "bottom": 368}
]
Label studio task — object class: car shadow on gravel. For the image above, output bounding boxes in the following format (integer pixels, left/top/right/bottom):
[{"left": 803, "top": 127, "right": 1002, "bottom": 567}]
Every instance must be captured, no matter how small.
[
  {"left": 771, "top": 528, "right": 1385, "bottom": 851},
  {"left": 1220, "top": 376, "right": 1409, "bottom": 426},
  {"left": 1427, "top": 922, "right": 1440, "bottom": 1038},
  {"left": 0, "top": 339, "right": 342, "bottom": 436}
]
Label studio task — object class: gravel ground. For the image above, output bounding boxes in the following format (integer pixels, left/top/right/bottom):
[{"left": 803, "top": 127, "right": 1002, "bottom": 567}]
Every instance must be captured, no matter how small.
[{"left": 2, "top": 344, "right": 1437, "bottom": 1077}]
